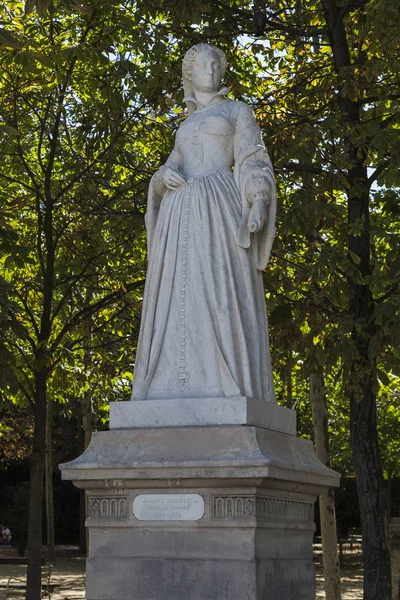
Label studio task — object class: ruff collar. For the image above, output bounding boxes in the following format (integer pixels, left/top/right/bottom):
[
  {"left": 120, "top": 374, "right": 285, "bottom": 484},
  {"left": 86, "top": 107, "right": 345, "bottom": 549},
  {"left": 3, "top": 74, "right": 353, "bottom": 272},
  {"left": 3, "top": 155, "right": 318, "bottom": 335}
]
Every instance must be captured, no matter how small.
[{"left": 183, "top": 87, "right": 231, "bottom": 111}]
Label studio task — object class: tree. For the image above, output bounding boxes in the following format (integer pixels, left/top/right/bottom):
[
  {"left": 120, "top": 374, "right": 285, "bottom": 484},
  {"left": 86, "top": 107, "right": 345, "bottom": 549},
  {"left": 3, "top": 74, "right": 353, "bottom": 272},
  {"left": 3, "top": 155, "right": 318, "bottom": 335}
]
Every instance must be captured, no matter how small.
[
  {"left": 227, "top": 2, "right": 398, "bottom": 596},
  {"left": 1, "top": 1, "right": 399, "bottom": 598},
  {"left": 0, "top": 3, "right": 151, "bottom": 596},
  {"left": 310, "top": 367, "right": 341, "bottom": 600}
]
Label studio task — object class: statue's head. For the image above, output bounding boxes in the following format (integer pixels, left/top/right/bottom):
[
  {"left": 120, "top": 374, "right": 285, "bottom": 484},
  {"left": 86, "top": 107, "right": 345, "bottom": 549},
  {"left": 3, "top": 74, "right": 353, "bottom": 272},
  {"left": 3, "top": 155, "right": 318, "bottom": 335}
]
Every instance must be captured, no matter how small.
[{"left": 182, "top": 44, "right": 227, "bottom": 112}]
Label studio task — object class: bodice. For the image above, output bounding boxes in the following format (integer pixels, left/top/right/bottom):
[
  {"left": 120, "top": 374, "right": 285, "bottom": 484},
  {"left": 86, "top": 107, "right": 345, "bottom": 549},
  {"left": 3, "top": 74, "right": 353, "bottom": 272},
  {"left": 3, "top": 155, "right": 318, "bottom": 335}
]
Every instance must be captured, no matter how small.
[{"left": 176, "top": 100, "right": 237, "bottom": 178}]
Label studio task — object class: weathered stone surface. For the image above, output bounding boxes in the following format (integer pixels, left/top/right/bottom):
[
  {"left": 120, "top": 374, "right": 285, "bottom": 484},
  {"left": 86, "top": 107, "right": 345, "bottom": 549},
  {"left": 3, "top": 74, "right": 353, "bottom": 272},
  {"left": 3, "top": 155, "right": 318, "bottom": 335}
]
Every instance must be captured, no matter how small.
[
  {"left": 110, "top": 397, "right": 296, "bottom": 434},
  {"left": 60, "top": 424, "right": 338, "bottom": 490},
  {"left": 60, "top": 424, "right": 339, "bottom": 600},
  {"left": 83, "top": 486, "right": 318, "bottom": 600},
  {"left": 59, "top": 42, "right": 340, "bottom": 600},
  {"left": 131, "top": 44, "right": 277, "bottom": 406},
  {"left": 87, "top": 556, "right": 258, "bottom": 600},
  {"left": 87, "top": 510, "right": 315, "bottom": 557}
]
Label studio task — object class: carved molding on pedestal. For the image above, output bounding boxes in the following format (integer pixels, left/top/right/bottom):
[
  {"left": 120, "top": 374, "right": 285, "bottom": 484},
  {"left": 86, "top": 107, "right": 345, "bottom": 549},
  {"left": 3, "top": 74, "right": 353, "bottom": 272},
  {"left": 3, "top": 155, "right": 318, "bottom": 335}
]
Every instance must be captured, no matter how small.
[
  {"left": 211, "top": 495, "right": 314, "bottom": 521},
  {"left": 88, "top": 496, "right": 128, "bottom": 519},
  {"left": 212, "top": 496, "right": 255, "bottom": 519}
]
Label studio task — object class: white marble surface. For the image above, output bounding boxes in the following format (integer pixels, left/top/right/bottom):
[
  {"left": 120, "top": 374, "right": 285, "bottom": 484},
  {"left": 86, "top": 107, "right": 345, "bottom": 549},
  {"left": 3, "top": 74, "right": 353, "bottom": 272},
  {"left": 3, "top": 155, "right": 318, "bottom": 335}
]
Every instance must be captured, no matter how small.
[
  {"left": 133, "top": 493, "right": 204, "bottom": 521},
  {"left": 110, "top": 397, "right": 296, "bottom": 434},
  {"left": 59, "top": 44, "right": 340, "bottom": 600},
  {"left": 60, "top": 424, "right": 340, "bottom": 491},
  {"left": 131, "top": 43, "right": 277, "bottom": 404},
  {"left": 61, "top": 422, "right": 340, "bottom": 600}
]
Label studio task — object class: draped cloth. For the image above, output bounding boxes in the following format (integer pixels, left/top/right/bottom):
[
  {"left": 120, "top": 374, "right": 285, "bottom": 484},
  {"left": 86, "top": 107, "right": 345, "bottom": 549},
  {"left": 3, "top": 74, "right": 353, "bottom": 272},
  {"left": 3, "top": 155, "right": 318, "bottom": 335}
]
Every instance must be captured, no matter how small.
[{"left": 131, "top": 97, "right": 277, "bottom": 403}]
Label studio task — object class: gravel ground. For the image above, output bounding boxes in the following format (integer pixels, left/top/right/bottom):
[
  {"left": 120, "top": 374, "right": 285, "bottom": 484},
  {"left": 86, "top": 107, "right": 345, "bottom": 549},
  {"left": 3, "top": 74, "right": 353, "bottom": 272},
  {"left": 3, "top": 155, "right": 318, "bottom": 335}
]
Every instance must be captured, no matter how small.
[
  {"left": 0, "top": 556, "right": 363, "bottom": 600},
  {"left": 315, "top": 558, "right": 363, "bottom": 599},
  {"left": 0, "top": 559, "right": 85, "bottom": 600}
]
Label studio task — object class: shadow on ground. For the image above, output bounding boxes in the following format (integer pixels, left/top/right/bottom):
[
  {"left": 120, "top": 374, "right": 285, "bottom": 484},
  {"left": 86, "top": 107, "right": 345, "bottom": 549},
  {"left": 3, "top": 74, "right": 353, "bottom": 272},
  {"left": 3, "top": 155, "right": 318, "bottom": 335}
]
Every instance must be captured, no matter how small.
[{"left": 0, "top": 555, "right": 363, "bottom": 600}]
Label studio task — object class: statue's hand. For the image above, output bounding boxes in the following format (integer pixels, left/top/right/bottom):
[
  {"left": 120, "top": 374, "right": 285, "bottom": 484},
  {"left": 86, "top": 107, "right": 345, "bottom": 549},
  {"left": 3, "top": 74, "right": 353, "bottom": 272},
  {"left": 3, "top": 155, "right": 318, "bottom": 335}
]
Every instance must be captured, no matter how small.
[
  {"left": 248, "top": 198, "right": 267, "bottom": 233},
  {"left": 163, "top": 166, "right": 187, "bottom": 190}
]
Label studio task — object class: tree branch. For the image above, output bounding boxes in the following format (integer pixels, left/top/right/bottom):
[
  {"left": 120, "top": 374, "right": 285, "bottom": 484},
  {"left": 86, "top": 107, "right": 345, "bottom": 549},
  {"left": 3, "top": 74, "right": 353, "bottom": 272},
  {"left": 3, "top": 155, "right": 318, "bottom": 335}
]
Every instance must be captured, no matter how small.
[
  {"left": 360, "top": 94, "right": 400, "bottom": 105},
  {"left": 379, "top": 111, "right": 400, "bottom": 130},
  {"left": 339, "top": 0, "right": 372, "bottom": 20},
  {"left": 12, "top": 289, "right": 40, "bottom": 341},
  {"left": 278, "top": 162, "right": 325, "bottom": 175},
  {"left": 17, "top": 380, "right": 35, "bottom": 410},
  {"left": 375, "top": 280, "right": 400, "bottom": 304},
  {"left": 0, "top": 173, "right": 36, "bottom": 193},
  {"left": 367, "top": 159, "right": 391, "bottom": 187},
  {"left": 49, "top": 279, "right": 145, "bottom": 353}
]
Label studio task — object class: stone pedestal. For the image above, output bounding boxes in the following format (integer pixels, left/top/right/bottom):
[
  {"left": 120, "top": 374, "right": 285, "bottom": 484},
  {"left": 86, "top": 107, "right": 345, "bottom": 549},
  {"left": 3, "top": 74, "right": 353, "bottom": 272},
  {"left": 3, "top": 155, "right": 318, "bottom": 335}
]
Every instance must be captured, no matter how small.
[{"left": 60, "top": 399, "right": 339, "bottom": 600}]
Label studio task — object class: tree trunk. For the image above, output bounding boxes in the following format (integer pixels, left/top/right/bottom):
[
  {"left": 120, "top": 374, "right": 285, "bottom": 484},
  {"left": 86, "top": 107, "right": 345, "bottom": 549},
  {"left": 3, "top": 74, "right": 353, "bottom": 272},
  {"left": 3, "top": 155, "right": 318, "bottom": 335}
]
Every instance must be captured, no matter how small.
[
  {"left": 45, "top": 398, "right": 55, "bottom": 563},
  {"left": 310, "top": 368, "right": 342, "bottom": 600},
  {"left": 386, "top": 477, "right": 392, "bottom": 519},
  {"left": 286, "top": 351, "right": 293, "bottom": 408},
  {"left": 79, "top": 489, "right": 87, "bottom": 555},
  {"left": 81, "top": 387, "right": 95, "bottom": 554},
  {"left": 319, "top": 1, "right": 392, "bottom": 598},
  {"left": 27, "top": 27, "right": 70, "bottom": 596},
  {"left": 26, "top": 368, "right": 46, "bottom": 600},
  {"left": 350, "top": 387, "right": 391, "bottom": 598},
  {"left": 82, "top": 388, "right": 95, "bottom": 450}
]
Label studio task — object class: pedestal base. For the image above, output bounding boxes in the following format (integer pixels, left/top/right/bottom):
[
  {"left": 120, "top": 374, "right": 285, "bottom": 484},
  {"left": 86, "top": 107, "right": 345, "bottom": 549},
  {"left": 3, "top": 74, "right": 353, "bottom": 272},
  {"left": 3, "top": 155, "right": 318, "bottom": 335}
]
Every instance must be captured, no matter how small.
[
  {"left": 110, "top": 396, "right": 296, "bottom": 434},
  {"left": 60, "top": 402, "right": 339, "bottom": 600},
  {"left": 86, "top": 491, "right": 316, "bottom": 600}
]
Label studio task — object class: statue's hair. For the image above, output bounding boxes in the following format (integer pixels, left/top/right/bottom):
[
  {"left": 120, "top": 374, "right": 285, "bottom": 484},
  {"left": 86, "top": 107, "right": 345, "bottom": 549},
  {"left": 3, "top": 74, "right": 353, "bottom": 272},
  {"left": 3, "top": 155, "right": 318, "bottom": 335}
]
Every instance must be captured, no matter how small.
[
  {"left": 182, "top": 44, "right": 227, "bottom": 113},
  {"left": 182, "top": 44, "right": 227, "bottom": 81}
]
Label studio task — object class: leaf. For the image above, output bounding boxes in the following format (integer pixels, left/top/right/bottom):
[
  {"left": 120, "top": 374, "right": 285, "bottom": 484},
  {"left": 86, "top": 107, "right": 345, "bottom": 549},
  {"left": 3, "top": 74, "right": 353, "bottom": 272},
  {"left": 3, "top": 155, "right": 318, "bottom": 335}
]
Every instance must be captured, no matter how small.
[
  {"left": 0, "top": 28, "right": 20, "bottom": 49},
  {"left": 269, "top": 305, "right": 292, "bottom": 326},
  {"left": 0, "top": 124, "right": 20, "bottom": 137},
  {"left": 349, "top": 250, "right": 361, "bottom": 265},
  {"left": 24, "top": 0, "right": 37, "bottom": 14},
  {"left": 10, "top": 321, "right": 29, "bottom": 340},
  {"left": 36, "top": 0, "right": 52, "bottom": 15},
  {"left": 377, "top": 368, "right": 390, "bottom": 386},
  {"left": 368, "top": 332, "right": 381, "bottom": 360}
]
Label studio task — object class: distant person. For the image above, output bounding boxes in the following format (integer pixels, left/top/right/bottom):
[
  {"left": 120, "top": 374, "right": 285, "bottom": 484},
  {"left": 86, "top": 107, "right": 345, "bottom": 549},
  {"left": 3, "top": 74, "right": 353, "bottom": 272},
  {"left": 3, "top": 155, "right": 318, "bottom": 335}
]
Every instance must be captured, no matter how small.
[{"left": 0, "top": 524, "right": 11, "bottom": 544}]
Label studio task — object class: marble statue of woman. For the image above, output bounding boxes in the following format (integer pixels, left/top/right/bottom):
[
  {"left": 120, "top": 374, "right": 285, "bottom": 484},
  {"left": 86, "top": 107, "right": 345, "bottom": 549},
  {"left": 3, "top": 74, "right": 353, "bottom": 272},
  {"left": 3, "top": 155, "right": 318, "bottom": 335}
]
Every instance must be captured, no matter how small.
[{"left": 131, "top": 43, "right": 277, "bottom": 403}]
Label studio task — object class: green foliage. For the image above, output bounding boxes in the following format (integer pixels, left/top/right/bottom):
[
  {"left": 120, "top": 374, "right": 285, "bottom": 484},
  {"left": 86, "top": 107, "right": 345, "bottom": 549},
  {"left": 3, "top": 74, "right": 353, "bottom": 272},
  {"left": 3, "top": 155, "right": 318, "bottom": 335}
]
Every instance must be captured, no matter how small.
[
  {"left": 0, "top": 1, "right": 153, "bottom": 422},
  {"left": 0, "top": 0, "right": 399, "bottom": 479},
  {"left": 2, "top": 4, "right": 399, "bottom": 598}
]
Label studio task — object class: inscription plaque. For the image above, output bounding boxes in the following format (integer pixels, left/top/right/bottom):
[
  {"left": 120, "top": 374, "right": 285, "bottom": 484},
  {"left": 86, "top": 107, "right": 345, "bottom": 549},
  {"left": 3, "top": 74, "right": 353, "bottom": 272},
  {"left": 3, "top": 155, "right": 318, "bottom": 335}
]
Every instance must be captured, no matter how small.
[{"left": 133, "top": 494, "right": 204, "bottom": 521}]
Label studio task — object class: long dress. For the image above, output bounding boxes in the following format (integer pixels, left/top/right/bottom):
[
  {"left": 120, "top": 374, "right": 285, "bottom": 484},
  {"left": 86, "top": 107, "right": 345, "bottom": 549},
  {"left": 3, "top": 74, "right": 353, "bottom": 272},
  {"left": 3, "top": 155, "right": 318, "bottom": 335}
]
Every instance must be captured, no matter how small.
[{"left": 131, "top": 91, "right": 277, "bottom": 403}]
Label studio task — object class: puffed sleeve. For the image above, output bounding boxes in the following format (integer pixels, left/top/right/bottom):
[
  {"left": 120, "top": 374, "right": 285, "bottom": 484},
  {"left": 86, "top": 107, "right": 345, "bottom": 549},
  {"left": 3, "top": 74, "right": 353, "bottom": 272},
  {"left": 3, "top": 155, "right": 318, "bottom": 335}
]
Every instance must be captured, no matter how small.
[
  {"left": 245, "top": 174, "right": 273, "bottom": 204},
  {"left": 233, "top": 102, "right": 277, "bottom": 270}
]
